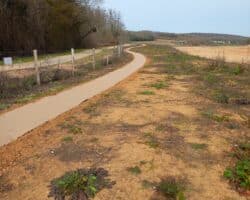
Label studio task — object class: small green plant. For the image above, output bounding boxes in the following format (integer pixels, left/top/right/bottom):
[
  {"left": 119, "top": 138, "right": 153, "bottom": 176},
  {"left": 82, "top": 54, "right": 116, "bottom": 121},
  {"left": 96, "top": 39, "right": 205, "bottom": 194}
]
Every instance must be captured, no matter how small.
[
  {"left": 127, "top": 166, "right": 142, "bottom": 175},
  {"left": 62, "top": 136, "right": 73, "bottom": 142},
  {"left": 49, "top": 168, "right": 114, "bottom": 199},
  {"left": 139, "top": 90, "right": 155, "bottom": 95},
  {"left": 157, "top": 178, "right": 186, "bottom": 200},
  {"left": 189, "top": 143, "right": 207, "bottom": 150}
]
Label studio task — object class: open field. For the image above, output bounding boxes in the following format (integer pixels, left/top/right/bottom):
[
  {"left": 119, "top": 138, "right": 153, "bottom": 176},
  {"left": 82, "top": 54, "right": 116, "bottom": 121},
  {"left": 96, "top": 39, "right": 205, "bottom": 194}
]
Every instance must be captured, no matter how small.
[
  {"left": 176, "top": 45, "right": 250, "bottom": 64},
  {"left": 0, "top": 45, "right": 249, "bottom": 200}
]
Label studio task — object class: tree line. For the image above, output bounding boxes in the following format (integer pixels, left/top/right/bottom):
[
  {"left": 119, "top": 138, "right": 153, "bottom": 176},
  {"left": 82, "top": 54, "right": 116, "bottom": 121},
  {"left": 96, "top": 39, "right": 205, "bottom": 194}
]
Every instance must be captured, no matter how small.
[{"left": 0, "top": 0, "right": 124, "bottom": 57}]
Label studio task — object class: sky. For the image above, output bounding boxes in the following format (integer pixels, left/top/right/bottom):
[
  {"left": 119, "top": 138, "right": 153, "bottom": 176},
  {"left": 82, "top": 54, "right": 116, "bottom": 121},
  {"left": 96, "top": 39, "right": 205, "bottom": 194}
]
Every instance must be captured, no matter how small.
[{"left": 103, "top": 0, "right": 250, "bottom": 37}]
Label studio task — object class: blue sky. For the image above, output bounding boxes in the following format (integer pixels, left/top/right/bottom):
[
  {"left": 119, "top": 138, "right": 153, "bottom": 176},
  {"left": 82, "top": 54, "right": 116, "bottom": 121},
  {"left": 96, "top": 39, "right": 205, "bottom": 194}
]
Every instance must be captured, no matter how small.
[{"left": 103, "top": 0, "right": 250, "bottom": 36}]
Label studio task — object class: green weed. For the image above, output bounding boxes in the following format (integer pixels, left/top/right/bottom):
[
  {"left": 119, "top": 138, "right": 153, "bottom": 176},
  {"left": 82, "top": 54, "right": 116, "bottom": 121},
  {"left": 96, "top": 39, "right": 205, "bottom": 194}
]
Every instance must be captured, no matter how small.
[
  {"left": 189, "top": 143, "right": 207, "bottom": 150},
  {"left": 127, "top": 166, "right": 142, "bottom": 175},
  {"left": 139, "top": 90, "right": 155, "bottom": 95},
  {"left": 62, "top": 136, "right": 73, "bottom": 142}
]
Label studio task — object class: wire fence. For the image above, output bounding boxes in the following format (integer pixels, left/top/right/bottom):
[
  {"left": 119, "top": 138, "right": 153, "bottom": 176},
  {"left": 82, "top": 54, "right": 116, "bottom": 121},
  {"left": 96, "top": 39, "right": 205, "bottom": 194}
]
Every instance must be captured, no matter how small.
[{"left": 0, "top": 45, "right": 125, "bottom": 99}]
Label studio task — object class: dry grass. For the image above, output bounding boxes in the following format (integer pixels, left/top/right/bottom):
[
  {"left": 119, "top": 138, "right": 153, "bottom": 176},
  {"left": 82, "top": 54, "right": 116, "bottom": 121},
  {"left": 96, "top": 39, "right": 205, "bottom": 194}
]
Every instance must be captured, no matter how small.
[{"left": 176, "top": 45, "right": 250, "bottom": 64}]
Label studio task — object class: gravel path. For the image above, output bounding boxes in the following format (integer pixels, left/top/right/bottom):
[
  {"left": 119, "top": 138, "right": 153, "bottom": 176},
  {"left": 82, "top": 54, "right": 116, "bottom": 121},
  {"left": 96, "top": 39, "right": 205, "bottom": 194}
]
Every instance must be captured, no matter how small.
[{"left": 0, "top": 47, "right": 146, "bottom": 146}]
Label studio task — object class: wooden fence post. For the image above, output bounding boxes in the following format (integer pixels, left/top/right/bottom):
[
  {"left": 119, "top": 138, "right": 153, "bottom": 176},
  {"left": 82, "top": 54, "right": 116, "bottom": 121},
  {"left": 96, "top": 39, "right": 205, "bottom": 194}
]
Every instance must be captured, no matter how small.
[
  {"left": 58, "top": 58, "right": 61, "bottom": 69},
  {"left": 71, "top": 48, "right": 75, "bottom": 76},
  {"left": 33, "top": 49, "right": 40, "bottom": 85},
  {"left": 92, "top": 48, "right": 96, "bottom": 70},
  {"left": 106, "top": 55, "right": 109, "bottom": 66}
]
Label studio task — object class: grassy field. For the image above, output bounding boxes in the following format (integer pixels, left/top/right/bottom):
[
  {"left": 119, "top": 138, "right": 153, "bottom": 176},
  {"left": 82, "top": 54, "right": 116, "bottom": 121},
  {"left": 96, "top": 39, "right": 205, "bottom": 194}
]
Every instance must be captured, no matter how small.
[{"left": 0, "top": 45, "right": 249, "bottom": 199}]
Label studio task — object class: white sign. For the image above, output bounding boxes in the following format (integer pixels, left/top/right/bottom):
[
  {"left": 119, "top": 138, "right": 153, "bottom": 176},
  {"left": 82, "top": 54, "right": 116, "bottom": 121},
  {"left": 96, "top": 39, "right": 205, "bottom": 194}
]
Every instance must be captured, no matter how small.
[{"left": 3, "top": 57, "right": 13, "bottom": 66}]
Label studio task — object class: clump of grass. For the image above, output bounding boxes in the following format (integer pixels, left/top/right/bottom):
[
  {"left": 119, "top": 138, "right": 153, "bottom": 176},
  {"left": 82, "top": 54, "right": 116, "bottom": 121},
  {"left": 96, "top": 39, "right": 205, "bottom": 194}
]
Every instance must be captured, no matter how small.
[
  {"left": 203, "top": 73, "right": 217, "bottom": 84},
  {"left": 139, "top": 160, "right": 148, "bottom": 166},
  {"left": 0, "top": 103, "right": 9, "bottom": 110},
  {"left": 83, "top": 103, "right": 99, "bottom": 115},
  {"left": 230, "top": 65, "right": 244, "bottom": 75},
  {"left": 155, "top": 124, "right": 166, "bottom": 132},
  {"left": 201, "top": 110, "right": 230, "bottom": 123},
  {"left": 141, "top": 180, "right": 155, "bottom": 189},
  {"left": 49, "top": 168, "right": 114, "bottom": 199},
  {"left": 213, "top": 90, "right": 229, "bottom": 104},
  {"left": 157, "top": 177, "right": 186, "bottom": 200},
  {"left": 59, "top": 122, "right": 83, "bottom": 134},
  {"left": 15, "top": 94, "right": 38, "bottom": 104},
  {"left": 189, "top": 143, "right": 207, "bottom": 150},
  {"left": 149, "top": 81, "right": 168, "bottom": 89},
  {"left": 90, "top": 137, "right": 99, "bottom": 143},
  {"left": 224, "top": 141, "right": 250, "bottom": 192},
  {"left": 62, "top": 136, "right": 73, "bottom": 142},
  {"left": 127, "top": 166, "right": 142, "bottom": 175},
  {"left": 138, "top": 90, "right": 155, "bottom": 95},
  {"left": 143, "top": 132, "right": 159, "bottom": 149}
]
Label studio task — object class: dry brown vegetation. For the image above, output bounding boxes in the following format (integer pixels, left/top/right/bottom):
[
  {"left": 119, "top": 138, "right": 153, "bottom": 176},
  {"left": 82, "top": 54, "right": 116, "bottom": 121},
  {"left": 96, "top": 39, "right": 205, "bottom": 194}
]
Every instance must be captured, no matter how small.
[
  {"left": 0, "top": 45, "right": 249, "bottom": 200},
  {"left": 176, "top": 45, "right": 250, "bottom": 64}
]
